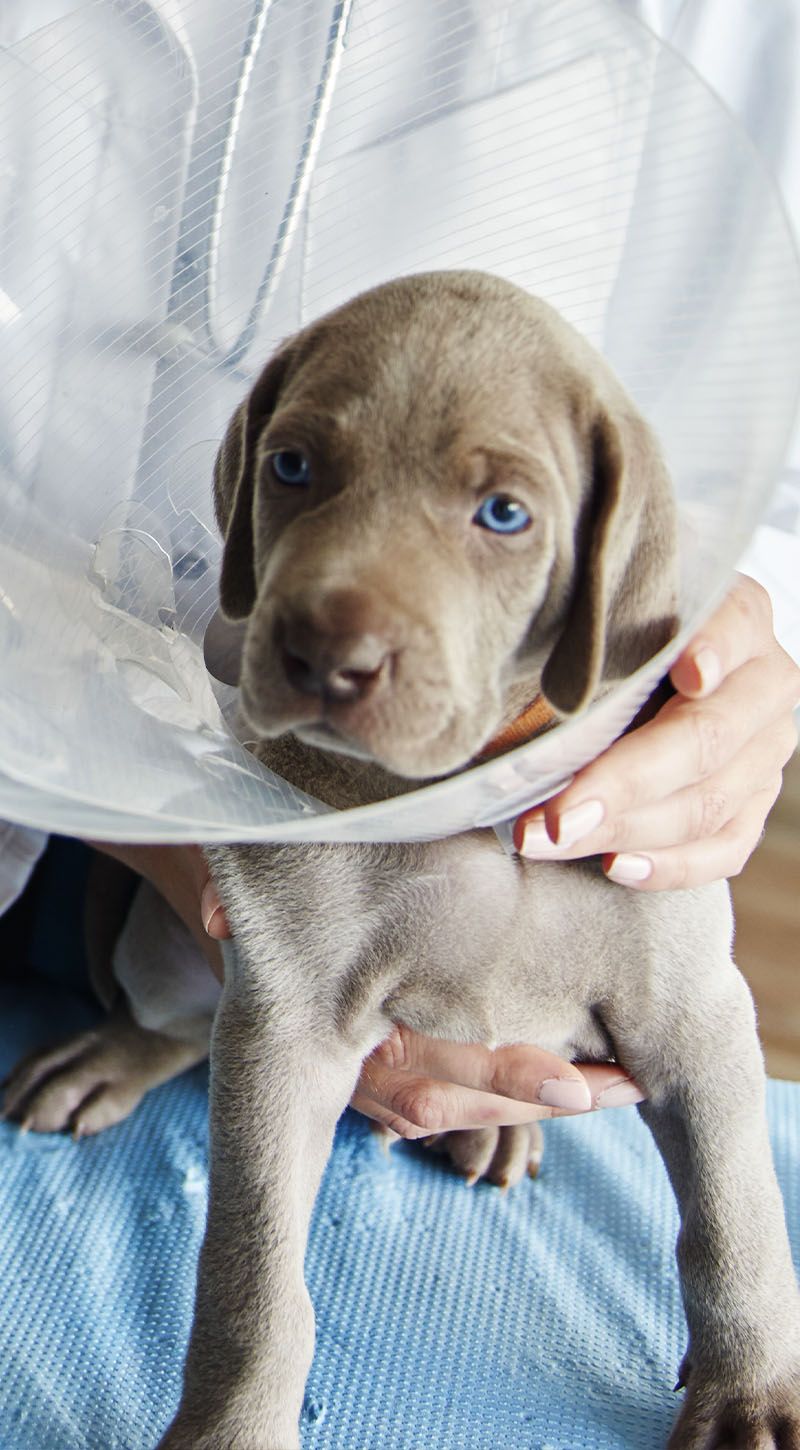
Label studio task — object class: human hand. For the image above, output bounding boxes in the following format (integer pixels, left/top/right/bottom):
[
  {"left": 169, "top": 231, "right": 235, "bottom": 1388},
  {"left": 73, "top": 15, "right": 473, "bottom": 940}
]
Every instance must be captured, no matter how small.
[
  {"left": 89, "top": 842, "right": 225, "bottom": 981},
  {"left": 351, "top": 1026, "right": 642, "bottom": 1137},
  {"left": 515, "top": 574, "right": 800, "bottom": 890}
]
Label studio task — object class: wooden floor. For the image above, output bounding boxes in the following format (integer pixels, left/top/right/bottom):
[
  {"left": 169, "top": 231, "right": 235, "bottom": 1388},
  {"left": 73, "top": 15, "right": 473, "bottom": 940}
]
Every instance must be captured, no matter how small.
[{"left": 731, "top": 751, "right": 800, "bottom": 1080}]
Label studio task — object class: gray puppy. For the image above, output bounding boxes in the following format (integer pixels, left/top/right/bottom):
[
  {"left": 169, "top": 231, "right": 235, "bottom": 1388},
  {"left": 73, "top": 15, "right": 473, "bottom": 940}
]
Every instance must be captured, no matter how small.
[{"left": 6, "top": 273, "right": 799, "bottom": 1449}]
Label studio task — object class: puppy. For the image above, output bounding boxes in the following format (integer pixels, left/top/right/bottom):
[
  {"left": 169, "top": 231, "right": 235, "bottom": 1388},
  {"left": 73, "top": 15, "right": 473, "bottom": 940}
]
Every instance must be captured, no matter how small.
[{"left": 5, "top": 272, "right": 799, "bottom": 1449}]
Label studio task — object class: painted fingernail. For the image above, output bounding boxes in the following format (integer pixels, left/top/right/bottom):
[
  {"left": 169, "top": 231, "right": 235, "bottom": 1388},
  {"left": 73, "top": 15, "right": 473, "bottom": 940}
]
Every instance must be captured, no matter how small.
[
  {"left": 596, "top": 1080, "right": 645, "bottom": 1109},
  {"left": 201, "top": 884, "right": 225, "bottom": 936},
  {"left": 202, "top": 908, "right": 225, "bottom": 937},
  {"left": 518, "top": 816, "right": 555, "bottom": 856},
  {"left": 538, "top": 1077, "right": 593, "bottom": 1112},
  {"left": 555, "top": 799, "right": 604, "bottom": 848},
  {"left": 606, "top": 853, "right": 653, "bottom": 885},
  {"left": 693, "top": 646, "right": 721, "bottom": 695},
  {"left": 519, "top": 803, "right": 606, "bottom": 857}
]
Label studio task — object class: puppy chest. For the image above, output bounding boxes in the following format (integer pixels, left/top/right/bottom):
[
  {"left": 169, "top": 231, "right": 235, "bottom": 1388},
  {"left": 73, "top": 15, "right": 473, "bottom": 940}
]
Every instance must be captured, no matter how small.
[{"left": 377, "top": 846, "right": 603, "bottom": 1054}]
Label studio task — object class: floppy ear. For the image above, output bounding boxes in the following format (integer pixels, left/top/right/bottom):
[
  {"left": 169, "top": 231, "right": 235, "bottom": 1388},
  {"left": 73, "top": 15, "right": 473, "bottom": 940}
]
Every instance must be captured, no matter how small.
[
  {"left": 540, "top": 406, "right": 679, "bottom": 715},
  {"left": 213, "top": 347, "right": 295, "bottom": 620}
]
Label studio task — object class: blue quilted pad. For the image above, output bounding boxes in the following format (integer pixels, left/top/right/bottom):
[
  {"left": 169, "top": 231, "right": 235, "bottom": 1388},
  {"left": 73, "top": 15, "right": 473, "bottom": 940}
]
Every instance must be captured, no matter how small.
[{"left": 0, "top": 975, "right": 797, "bottom": 1450}]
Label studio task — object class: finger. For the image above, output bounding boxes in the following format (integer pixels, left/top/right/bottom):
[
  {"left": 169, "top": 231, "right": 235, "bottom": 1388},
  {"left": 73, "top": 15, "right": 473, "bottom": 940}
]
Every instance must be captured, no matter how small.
[
  {"left": 531, "top": 719, "right": 791, "bottom": 861},
  {"left": 353, "top": 1030, "right": 644, "bottom": 1136},
  {"left": 350, "top": 1086, "right": 433, "bottom": 1139},
  {"left": 200, "top": 878, "right": 232, "bottom": 939},
  {"left": 353, "top": 1072, "right": 559, "bottom": 1136},
  {"left": 603, "top": 785, "right": 779, "bottom": 891},
  {"left": 351, "top": 1063, "right": 644, "bottom": 1137},
  {"left": 669, "top": 574, "right": 779, "bottom": 699},
  {"left": 516, "top": 653, "right": 797, "bottom": 859},
  {"left": 367, "top": 1027, "right": 593, "bottom": 1113}
]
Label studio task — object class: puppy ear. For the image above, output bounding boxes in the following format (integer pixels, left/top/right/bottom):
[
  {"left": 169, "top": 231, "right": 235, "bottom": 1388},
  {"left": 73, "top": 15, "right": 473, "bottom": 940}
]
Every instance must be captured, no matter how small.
[
  {"left": 214, "top": 348, "right": 294, "bottom": 620},
  {"left": 540, "top": 407, "right": 678, "bottom": 715}
]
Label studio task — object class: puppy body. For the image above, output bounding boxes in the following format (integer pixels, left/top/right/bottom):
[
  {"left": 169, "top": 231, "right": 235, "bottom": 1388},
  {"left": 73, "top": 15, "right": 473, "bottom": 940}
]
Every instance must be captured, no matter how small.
[
  {"left": 6, "top": 273, "right": 799, "bottom": 1448},
  {"left": 167, "top": 273, "right": 799, "bottom": 1449},
  {"left": 174, "top": 831, "right": 796, "bottom": 1450}
]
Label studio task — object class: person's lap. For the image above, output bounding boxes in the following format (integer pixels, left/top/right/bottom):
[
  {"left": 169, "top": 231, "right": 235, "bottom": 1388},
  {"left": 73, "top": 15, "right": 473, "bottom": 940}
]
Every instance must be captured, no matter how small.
[{"left": 0, "top": 843, "right": 797, "bottom": 1450}]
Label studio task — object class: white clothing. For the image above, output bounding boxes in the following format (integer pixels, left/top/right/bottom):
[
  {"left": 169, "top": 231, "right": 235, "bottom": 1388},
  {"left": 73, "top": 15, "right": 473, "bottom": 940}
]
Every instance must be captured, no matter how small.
[
  {"left": 0, "top": 822, "right": 46, "bottom": 917},
  {"left": 632, "top": 0, "right": 800, "bottom": 659}
]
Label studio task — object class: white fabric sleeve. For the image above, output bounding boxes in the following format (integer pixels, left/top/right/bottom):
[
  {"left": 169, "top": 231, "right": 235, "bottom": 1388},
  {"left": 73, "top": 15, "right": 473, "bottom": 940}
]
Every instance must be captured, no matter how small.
[
  {"left": 0, "top": 822, "right": 47, "bottom": 917},
  {"left": 738, "top": 468, "right": 800, "bottom": 665},
  {"left": 738, "top": 524, "right": 800, "bottom": 663},
  {"left": 622, "top": 0, "right": 800, "bottom": 657}
]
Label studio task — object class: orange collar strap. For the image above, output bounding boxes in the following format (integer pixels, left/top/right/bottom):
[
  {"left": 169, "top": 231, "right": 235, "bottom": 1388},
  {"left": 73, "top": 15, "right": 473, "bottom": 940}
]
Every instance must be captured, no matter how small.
[{"left": 474, "top": 694, "right": 556, "bottom": 762}]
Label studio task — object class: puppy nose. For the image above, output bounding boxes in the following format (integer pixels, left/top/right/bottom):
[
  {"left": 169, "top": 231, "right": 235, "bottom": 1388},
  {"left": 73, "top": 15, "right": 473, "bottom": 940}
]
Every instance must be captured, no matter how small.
[{"left": 277, "top": 613, "right": 390, "bottom": 702}]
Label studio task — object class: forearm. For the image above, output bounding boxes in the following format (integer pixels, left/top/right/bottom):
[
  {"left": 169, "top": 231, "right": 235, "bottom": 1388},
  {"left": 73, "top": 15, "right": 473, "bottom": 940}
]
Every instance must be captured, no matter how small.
[{"left": 86, "top": 841, "right": 224, "bottom": 981}]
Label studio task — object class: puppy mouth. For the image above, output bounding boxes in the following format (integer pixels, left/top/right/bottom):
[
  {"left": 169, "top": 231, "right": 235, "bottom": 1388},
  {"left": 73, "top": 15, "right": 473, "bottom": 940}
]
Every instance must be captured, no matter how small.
[
  {"left": 240, "top": 684, "right": 404, "bottom": 761},
  {"left": 240, "top": 676, "right": 494, "bottom": 780},
  {"left": 238, "top": 617, "right": 500, "bottom": 775},
  {"left": 292, "top": 719, "right": 375, "bottom": 761},
  {"left": 240, "top": 676, "right": 367, "bottom": 735}
]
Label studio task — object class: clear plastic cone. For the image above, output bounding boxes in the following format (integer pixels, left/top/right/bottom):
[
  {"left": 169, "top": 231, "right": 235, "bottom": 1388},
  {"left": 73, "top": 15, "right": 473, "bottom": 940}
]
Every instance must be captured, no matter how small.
[{"left": 0, "top": 0, "right": 797, "bottom": 842}]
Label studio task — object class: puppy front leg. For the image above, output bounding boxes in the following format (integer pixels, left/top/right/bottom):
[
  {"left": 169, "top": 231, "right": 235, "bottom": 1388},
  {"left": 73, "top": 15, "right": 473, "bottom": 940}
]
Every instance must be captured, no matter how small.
[
  {"left": 158, "top": 955, "right": 375, "bottom": 1450},
  {"left": 619, "top": 967, "right": 800, "bottom": 1449}
]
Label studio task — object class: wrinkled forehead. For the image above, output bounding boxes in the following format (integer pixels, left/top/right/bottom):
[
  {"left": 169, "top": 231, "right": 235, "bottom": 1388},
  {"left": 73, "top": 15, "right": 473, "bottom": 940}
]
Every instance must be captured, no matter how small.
[{"left": 268, "top": 295, "right": 586, "bottom": 468}]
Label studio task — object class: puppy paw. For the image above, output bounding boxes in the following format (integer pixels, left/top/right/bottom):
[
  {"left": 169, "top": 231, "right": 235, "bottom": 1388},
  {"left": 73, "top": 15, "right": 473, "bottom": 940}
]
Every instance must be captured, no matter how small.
[
  {"left": 2, "top": 1016, "right": 204, "bottom": 1137},
  {"left": 422, "top": 1122, "right": 543, "bottom": 1188},
  {"left": 667, "top": 1367, "right": 800, "bottom": 1449}
]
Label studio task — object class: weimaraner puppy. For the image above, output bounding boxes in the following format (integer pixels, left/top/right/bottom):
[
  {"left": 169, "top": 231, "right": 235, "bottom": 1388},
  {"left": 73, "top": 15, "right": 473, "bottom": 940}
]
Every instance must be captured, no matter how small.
[{"left": 4, "top": 272, "right": 799, "bottom": 1449}]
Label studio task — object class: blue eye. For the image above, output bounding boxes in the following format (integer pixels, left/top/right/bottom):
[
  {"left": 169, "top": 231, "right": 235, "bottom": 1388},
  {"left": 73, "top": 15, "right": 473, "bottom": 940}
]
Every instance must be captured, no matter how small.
[
  {"left": 270, "top": 450, "right": 311, "bottom": 486},
  {"left": 473, "top": 494, "right": 531, "bottom": 534}
]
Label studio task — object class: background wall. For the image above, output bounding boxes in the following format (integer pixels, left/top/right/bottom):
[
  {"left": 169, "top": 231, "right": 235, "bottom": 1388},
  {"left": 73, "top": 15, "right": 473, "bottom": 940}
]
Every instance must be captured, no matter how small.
[{"left": 732, "top": 752, "right": 800, "bottom": 1079}]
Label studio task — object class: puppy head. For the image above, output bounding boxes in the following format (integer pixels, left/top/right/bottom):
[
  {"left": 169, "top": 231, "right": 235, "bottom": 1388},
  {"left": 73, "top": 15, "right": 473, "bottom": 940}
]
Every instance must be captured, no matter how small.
[{"left": 213, "top": 272, "right": 677, "bottom": 778}]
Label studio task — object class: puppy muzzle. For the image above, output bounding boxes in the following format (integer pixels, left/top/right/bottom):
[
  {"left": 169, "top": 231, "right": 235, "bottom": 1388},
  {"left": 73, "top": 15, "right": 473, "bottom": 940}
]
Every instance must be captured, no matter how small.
[{"left": 276, "top": 609, "right": 393, "bottom": 705}]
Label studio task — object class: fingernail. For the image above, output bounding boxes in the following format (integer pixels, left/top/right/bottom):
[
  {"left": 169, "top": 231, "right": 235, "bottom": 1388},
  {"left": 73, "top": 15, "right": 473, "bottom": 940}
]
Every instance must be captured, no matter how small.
[
  {"left": 606, "top": 853, "right": 653, "bottom": 885},
  {"left": 555, "top": 799, "right": 604, "bottom": 848},
  {"left": 538, "top": 1077, "right": 592, "bottom": 1112},
  {"left": 519, "top": 801, "right": 605, "bottom": 857},
  {"left": 693, "top": 646, "right": 721, "bottom": 695},
  {"left": 202, "top": 907, "right": 225, "bottom": 937},
  {"left": 596, "top": 1080, "right": 645, "bottom": 1109},
  {"left": 201, "top": 884, "right": 224, "bottom": 936},
  {"left": 518, "top": 817, "right": 556, "bottom": 856}
]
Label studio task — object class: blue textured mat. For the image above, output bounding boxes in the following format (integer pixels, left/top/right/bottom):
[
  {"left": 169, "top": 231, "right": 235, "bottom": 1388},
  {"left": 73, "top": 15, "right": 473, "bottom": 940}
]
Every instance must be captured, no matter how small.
[{"left": 0, "top": 978, "right": 797, "bottom": 1450}]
